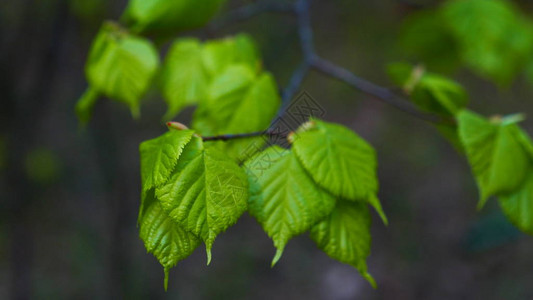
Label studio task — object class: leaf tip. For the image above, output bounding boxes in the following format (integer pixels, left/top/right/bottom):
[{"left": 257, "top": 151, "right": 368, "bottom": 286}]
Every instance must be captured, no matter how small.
[
  {"left": 363, "top": 272, "right": 377, "bottom": 289},
  {"left": 206, "top": 248, "right": 212, "bottom": 266},
  {"left": 271, "top": 248, "right": 283, "bottom": 267},
  {"left": 164, "top": 268, "right": 170, "bottom": 291}
]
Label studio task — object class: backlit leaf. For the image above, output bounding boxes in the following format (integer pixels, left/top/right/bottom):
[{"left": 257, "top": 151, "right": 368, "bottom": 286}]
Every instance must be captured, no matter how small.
[
  {"left": 155, "top": 137, "right": 249, "bottom": 263},
  {"left": 457, "top": 110, "right": 529, "bottom": 208},
  {"left": 160, "top": 38, "right": 209, "bottom": 120},
  {"left": 84, "top": 22, "right": 159, "bottom": 117},
  {"left": 192, "top": 65, "right": 280, "bottom": 161},
  {"left": 139, "top": 129, "right": 194, "bottom": 192},
  {"left": 499, "top": 171, "right": 533, "bottom": 235},
  {"left": 290, "top": 119, "right": 386, "bottom": 223},
  {"left": 387, "top": 63, "right": 468, "bottom": 116},
  {"left": 138, "top": 189, "right": 200, "bottom": 290},
  {"left": 310, "top": 200, "right": 376, "bottom": 288},
  {"left": 245, "top": 146, "right": 336, "bottom": 266}
]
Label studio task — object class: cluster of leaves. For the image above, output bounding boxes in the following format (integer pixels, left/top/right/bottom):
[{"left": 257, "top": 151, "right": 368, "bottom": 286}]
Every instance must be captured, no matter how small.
[
  {"left": 399, "top": 0, "right": 533, "bottom": 85},
  {"left": 76, "top": 0, "right": 228, "bottom": 123},
  {"left": 162, "top": 35, "right": 280, "bottom": 161},
  {"left": 76, "top": 9, "right": 279, "bottom": 160},
  {"left": 77, "top": 0, "right": 533, "bottom": 292},
  {"left": 387, "top": 62, "right": 533, "bottom": 236},
  {"left": 139, "top": 119, "right": 386, "bottom": 289}
]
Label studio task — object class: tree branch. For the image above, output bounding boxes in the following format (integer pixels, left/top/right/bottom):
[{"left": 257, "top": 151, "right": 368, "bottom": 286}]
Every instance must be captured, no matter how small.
[
  {"left": 310, "top": 56, "right": 449, "bottom": 124},
  {"left": 202, "top": 0, "right": 452, "bottom": 142}
]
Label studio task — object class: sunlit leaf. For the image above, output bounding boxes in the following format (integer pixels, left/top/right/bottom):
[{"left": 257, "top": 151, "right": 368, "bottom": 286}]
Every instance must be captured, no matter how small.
[
  {"left": 139, "top": 129, "right": 194, "bottom": 192},
  {"left": 84, "top": 22, "right": 159, "bottom": 117},
  {"left": 457, "top": 110, "right": 529, "bottom": 208},
  {"left": 192, "top": 65, "right": 280, "bottom": 161},
  {"left": 160, "top": 38, "right": 209, "bottom": 120},
  {"left": 499, "top": 171, "right": 533, "bottom": 235},
  {"left": 290, "top": 119, "right": 386, "bottom": 224},
  {"left": 245, "top": 146, "right": 336, "bottom": 266},
  {"left": 387, "top": 62, "right": 468, "bottom": 116},
  {"left": 138, "top": 189, "right": 200, "bottom": 290},
  {"left": 155, "top": 137, "right": 249, "bottom": 263},
  {"left": 310, "top": 200, "right": 376, "bottom": 288}
]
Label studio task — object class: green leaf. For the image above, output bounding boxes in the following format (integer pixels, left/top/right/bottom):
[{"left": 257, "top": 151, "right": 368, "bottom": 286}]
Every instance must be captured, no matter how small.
[
  {"left": 122, "top": 0, "right": 224, "bottom": 36},
  {"left": 159, "top": 38, "right": 209, "bottom": 120},
  {"left": 442, "top": 0, "right": 533, "bottom": 85},
  {"left": 245, "top": 146, "right": 336, "bottom": 266},
  {"left": 411, "top": 73, "right": 468, "bottom": 116},
  {"left": 75, "top": 87, "right": 100, "bottom": 125},
  {"left": 155, "top": 137, "right": 249, "bottom": 264},
  {"left": 498, "top": 126, "right": 533, "bottom": 234},
  {"left": 310, "top": 200, "right": 375, "bottom": 288},
  {"left": 192, "top": 65, "right": 280, "bottom": 161},
  {"left": 499, "top": 171, "right": 533, "bottom": 235},
  {"left": 138, "top": 189, "right": 200, "bottom": 290},
  {"left": 511, "top": 124, "right": 533, "bottom": 158},
  {"left": 387, "top": 63, "right": 468, "bottom": 116},
  {"left": 139, "top": 129, "right": 194, "bottom": 192},
  {"left": 290, "top": 119, "right": 386, "bottom": 224},
  {"left": 458, "top": 110, "right": 530, "bottom": 208},
  {"left": 85, "top": 22, "right": 159, "bottom": 117}
]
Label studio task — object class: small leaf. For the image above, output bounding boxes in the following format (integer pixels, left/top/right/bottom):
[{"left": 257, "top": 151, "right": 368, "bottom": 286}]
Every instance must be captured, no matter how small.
[
  {"left": 138, "top": 189, "right": 201, "bottom": 290},
  {"left": 458, "top": 110, "right": 529, "bottom": 208},
  {"left": 411, "top": 74, "right": 468, "bottom": 116},
  {"left": 159, "top": 38, "right": 209, "bottom": 120},
  {"left": 245, "top": 146, "right": 336, "bottom": 265},
  {"left": 85, "top": 22, "right": 159, "bottom": 117},
  {"left": 498, "top": 127, "right": 533, "bottom": 234},
  {"left": 139, "top": 130, "right": 194, "bottom": 192},
  {"left": 156, "top": 137, "right": 249, "bottom": 263},
  {"left": 499, "top": 171, "right": 533, "bottom": 235},
  {"left": 310, "top": 200, "right": 376, "bottom": 288},
  {"left": 291, "top": 119, "right": 386, "bottom": 223},
  {"left": 387, "top": 62, "right": 468, "bottom": 116}
]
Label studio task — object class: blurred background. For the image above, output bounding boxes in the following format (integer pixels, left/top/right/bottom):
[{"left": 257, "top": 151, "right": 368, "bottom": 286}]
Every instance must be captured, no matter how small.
[{"left": 2, "top": 0, "right": 533, "bottom": 299}]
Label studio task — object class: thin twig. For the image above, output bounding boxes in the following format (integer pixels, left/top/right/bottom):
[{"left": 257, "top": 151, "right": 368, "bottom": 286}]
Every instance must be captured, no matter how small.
[
  {"left": 310, "top": 57, "right": 450, "bottom": 124},
  {"left": 202, "top": 130, "right": 287, "bottom": 142},
  {"left": 202, "top": 0, "right": 452, "bottom": 142}
]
